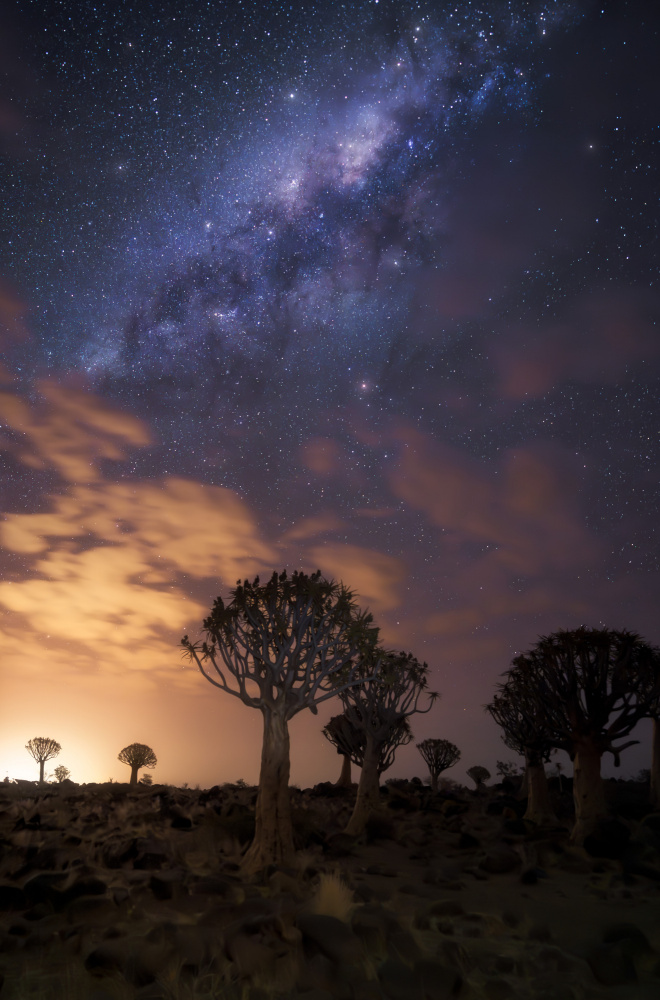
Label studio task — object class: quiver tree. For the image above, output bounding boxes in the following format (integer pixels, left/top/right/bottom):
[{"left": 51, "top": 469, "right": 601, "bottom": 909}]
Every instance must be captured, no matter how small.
[
  {"left": 486, "top": 680, "right": 558, "bottom": 826},
  {"left": 323, "top": 712, "right": 413, "bottom": 786},
  {"left": 647, "top": 691, "right": 660, "bottom": 810},
  {"left": 25, "top": 738, "right": 61, "bottom": 784},
  {"left": 117, "top": 743, "right": 157, "bottom": 785},
  {"left": 467, "top": 765, "right": 490, "bottom": 791},
  {"left": 507, "top": 627, "right": 660, "bottom": 843},
  {"left": 53, "top": 766, "right": 71, "bottom": 783},
  {"left": 182, "top": 569, "right": 380, "bottom": 873},
  {"left": 338, "top": 649, "right": 437, "bottom": 836},
  {"left": 416, "top": 738, "right": 461, "bottom": 792}
]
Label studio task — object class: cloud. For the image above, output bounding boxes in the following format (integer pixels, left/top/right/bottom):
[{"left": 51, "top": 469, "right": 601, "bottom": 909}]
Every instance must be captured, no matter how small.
[
  {"left": 308, "top": 543, "right": 406, "bottom": 613},
  {"left": 300, "top": 437, "right": 345, "bottom": 474},
  {"left": 0, "top": 379, "right": 152, "bottom": 481},
  {"left": 491, "top": 289, "right": 660, "bottom": 400}
]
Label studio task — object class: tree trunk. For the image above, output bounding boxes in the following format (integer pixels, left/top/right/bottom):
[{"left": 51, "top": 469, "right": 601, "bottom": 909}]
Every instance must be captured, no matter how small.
[
  {"left": 242, "top": 707, "right": 294, "bottom": 874},
  {"left": 431, "top": 771, "right": 438, "bottom": 793},
  {"left": 651, "top": 717, "right": 660, "bottom": 811},
  {"left": 570, "top": 737, "right": 607, "bottom": 844},
  {"left": 516, "top": 765, "right": 529, "bottom": 800},
  {"left": 130, "top": 765, "right": 139, "bottom": 785},
  {"left": 336, "top": 754, "right": 352, "bottom": 787},
  {"left": 345, "top": 735, "right": 381, "bottom": 836},
  {"left": 39, "top": 760, "right": 45, "bottom": 784},
  {"left": 523, "top": 759, "right": 557, "bottom": 826}
]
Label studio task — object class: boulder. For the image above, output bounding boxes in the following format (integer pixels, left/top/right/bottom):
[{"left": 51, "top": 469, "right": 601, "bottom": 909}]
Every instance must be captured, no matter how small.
[
  {"left": 297, "top": 912, "right": 364, "bottom": 966},
  {"left": 478, "top": 845, "right": 521, "bottom": 874},
  {"left": 586, "top": 942, "right": 637, "bottom": 986}
]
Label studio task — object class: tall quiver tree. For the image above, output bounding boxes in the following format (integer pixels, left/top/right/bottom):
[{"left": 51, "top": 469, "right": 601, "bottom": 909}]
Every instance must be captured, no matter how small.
[
  {"left": 117, "top": 743, "right": 157, "bottom": 785},
  {"left": 339, "top": 650, "right": 437, "bottom": 836},
  {"left": 25, "top": 737, "right": 61, "bottom": 784},
  {"left": 508, "top": 627, "right": 660, "bottom": 844},
  {"left": 416, "top": 738, "right": 461, "bottom": 792},
  {"left": 486, "top": 678, "right": 558, "bottom": 826},
  {"left": 182, "top": 569, "right": 380, "bottom": 873}
]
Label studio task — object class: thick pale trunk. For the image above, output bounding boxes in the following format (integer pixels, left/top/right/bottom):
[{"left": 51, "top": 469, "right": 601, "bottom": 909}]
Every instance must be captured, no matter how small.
[
  {"left": 242, "top": 708, "right": 294, "bottom": 874},
  {"left": 570, "top": 738, "right": 607, "bottom": 844},
  {"left": 345, "top": 736, "right": 381, "bottom": 836},
  {"left": 430, "top": 771, "right": 439, "bottom": 793},
  {"left": 130, "top": 765, "right": 139, "bottom": 785},
  {"left": 516, "top": 765, "right": 529, "bottom": 800},
  {"left": 523, "top": 760, "right": 557, "bottom": 825},
  {"left": 39, "top": 760, "right": 45, "bottom": 783},
  {"left": 651, "top": 718, "right": 660, "bottom": 810},
  {"left": 336, "top": 754, "right": 352, "bottom": 787}
]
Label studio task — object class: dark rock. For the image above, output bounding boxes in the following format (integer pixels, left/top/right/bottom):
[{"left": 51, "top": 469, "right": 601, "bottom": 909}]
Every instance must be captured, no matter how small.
[
  {"left": 365, "top": 864, "right": 398, "bottom": 877},
  {"left": 520, "top": 866, "right": 548, "bottom": 884},
  {"left": 583, "top": 818, "right": 631, "bottom": 859},
  {"left": 0, "top": 884, "right": 27, "bottom": 911},
  {"left": 457, "top": 831, "right": 480, "bottom": 849},
  {"left": 389, "top": 929, "right": 422, "bottom": 966},
  {"left": 601, "top": 922, "right": 653, "bottom": 959},
  {"left": 21, "top": 871, "right": 68, "bottom": 906},
  {"left": 503, "top": 818, "right": 528, "bottom": 835},
  {"left": 415, "top": 958, "right": 462, "bottom": 1000},
  {"left": 298, "top": 912, "right": 364, "bottom": 966},
  {"left": 586, "top": 942, "right": 637, "bottom": 985},
  {"left": 527, "top": 922, "right": 553, "bottom": 942},
  {"left": 378, "top": 957, "right": 422, "bottom": 1000},
  {"left": 478, "top": 846, "right": 521, "bottom": 874}
]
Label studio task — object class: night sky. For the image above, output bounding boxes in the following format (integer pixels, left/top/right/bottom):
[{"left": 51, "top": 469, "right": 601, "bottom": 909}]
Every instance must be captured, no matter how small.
[{"left": 1, "top": 0, "right": 658, "bottom": 788}]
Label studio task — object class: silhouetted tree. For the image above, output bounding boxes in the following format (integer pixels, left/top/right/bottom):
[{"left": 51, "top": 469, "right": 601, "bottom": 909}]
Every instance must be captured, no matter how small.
[
  {"left": 25, "top": 737, "right": 61, "bottom": 784},
  {"left": 467, "top": 765, "right": 490, "bottom": 790},
  {"left": 648, "top": 692, "right": 660, "bottom": 810},
  {"left": 338, "top": 649, "right": 437, "bottom": 835},
  {"left": 53, "top": 766, "right": 70, "bottom": 783},
  {"left": 323, "top": 711, "right": 412, "bottom": 785},
  {"left": 504, "top": 627, "right": 660, "bottom": 843},
  {"left": 486, "top": 680, "right": 558, "bottom": 826},
  {"left": 182, "top": 569, "right": 380, "bottom": 872},
  {"left": 416, "top": 738, "right": 461, "bottom": 792},
  {"left": 139, "top": 773, "right": 153, "bottom": 786},
  {"left": 118, "top": 743, "right": 157, "bottom": 785}
]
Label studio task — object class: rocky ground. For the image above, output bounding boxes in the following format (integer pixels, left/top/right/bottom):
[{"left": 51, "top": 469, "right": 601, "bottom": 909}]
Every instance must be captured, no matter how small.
[{"left": 0, "top": 776, "right": 659, "bottom": 1000}]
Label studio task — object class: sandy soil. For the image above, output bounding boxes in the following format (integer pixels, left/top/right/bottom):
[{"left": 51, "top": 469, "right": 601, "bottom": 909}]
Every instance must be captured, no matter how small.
[{"left": 0, "top": 777, "right": 658, "bottom": 999}]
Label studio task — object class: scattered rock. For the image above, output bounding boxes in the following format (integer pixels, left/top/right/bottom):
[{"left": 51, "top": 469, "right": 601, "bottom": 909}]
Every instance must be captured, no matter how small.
[
  {"left": 298, "top": 912, "right": 364, "bottom": 966},
  {"left": 583, "top": 818, "right": 631, "bottom": 860},
  {"left": 478, "top": 845, "right": 521, "bottom": 874},
  {"left": 586, "top": 942, "right": 638, "bottom": 986}
]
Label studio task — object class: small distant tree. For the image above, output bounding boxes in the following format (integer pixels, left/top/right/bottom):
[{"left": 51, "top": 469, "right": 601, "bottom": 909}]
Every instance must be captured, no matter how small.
[
  {"left": 417, "top": 739, "right": 461, "bottom": 792},
  {"left": 467, "top": 765, "right": 490, "bottom": 791},
  {"left": 53, "top": 766, "right": 71, "bottom": 783},
  {"left": 25, "top": 737, "right": 61, "bottom": 784},
  {"left": 338, "top": 649, "right": 437, "bottom": 835},
  {"left": 117, "top": 743, "right": 157, "bottom": 785},
  {"left": 505, "top": 627, "right": 660, "bottom": 843},
  {"left": 139, "top": 773, "right": 153, "bottom": 786},
  {"left": 495, "top": 760, "right": 520, "bottom": 781},
  {"left": 182, "top": 569, "right": 381, "bottom": 873}
]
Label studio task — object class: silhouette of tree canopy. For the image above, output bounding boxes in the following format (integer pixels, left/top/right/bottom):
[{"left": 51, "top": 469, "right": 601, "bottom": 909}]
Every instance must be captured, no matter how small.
[
  {"left": 338, "top": 648, "right": 438, "bottom": 834},
  {"left": 502, "top": 626, "right": 660, "bottom": 842},
  {"left": 53, "top": 766, "right": 70, "bottom": 783},
  {"left": 117, "top": 743, "right": 157, "bottom": 785},
  {"left": 323, "top": 711, "right": 412, "bottom": 774},
  {"left": 467, "top": 765, "right": 490, "bottom": 788},
  {"left": 182, "top": 568, "right": 381, "bottom": 872},
  {"left": 485, "top": 678, "right": 557, "bottom": 824},
  {"left": 416, "top": 738, "right": 460, "bottom": 792},
  {"left": 25, "top": 737, "right": 61, "bottom": 783}
]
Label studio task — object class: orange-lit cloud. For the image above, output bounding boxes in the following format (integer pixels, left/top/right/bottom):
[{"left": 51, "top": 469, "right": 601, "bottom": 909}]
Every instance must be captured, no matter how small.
[
  {"left": 309, "top": 543, "right": 405, "bottom": 613},
  {"left": 0, "top": 379, "right": 151, "bottom": 481}
]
